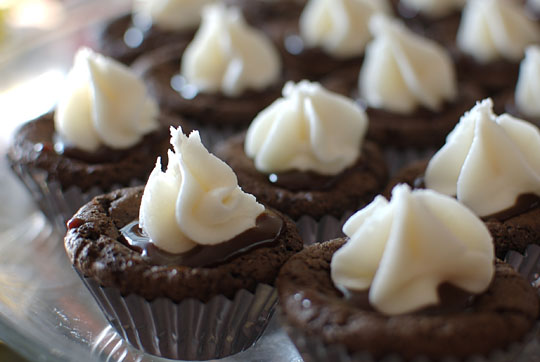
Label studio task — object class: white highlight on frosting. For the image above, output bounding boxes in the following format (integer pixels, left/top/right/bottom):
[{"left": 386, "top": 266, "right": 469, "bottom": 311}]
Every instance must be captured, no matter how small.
[
  {"left": 359, "top": 15, "right": 457, "bottom": 114},
  {"left": 180, "top": 4, "right": 281, "bottom": 97},
  {"left": 133, "top": 0, "right": 215, "bottom": 31},
  {"left": 299, "top": 0, "right": 391, "bottom": 58},
  {"left": 55, "top": 47, "right": 159, "bottom": 152},
  {"left": 400, "top": 0, "right": 465, "bottom": 18},
  {"left": 139, "top": 127, "right": 264, "bottom": 254},
  {"left": 331, "top": 184, "right": 494, "bottom": 315},
  {"left": 425, "top": 98, "right": 540, "bottom": 217},
  {"left": 245, "top": 80, "right": 368, "bottom": 175},
  {"left": 457, "top": 0, "right": 540, "bottom": 63},
  {"left": 515, "top": 46, "right": 540, "bottom": 118}
]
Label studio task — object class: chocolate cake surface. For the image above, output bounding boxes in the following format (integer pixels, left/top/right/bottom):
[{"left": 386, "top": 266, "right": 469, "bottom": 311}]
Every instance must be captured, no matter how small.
[
  {"left": 64, "top": 186, "right": 303, "bottom": 303},
  {"left": 387, "top": 160, "right": 540, "bottom": 258},
  {"left": 7, "top": 112, "right": 181, "bottom": 192},
  {"left": 277, "top": 239, "right": 540, "bottom": 360},
  {"left": 214, "top": 133, "right": 388, "bottom": 220}
]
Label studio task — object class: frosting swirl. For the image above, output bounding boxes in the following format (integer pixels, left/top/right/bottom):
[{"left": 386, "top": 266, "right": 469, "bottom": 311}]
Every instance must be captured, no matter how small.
[
  {"left": 54, "top": 47, "right": 159, "bottom": 152},
  {"left": 359, "top": 15, "right": 457, "bottom": 114},
  {"left": 331, "top": 184, "right": 494, "bottom": 315},
  {"left": 299, "top": 0, "right": 391, "bottom": 58},
  {"left": 457, "top": 0, "right": 540, "bottom": 63},
  {"left": 132, "top": 0, "right": 216, "bottom": 31},
  {"left": 139, "top": 127, "right": 264, "bottom": 254},
  {"left": 180, "top": 4, "right": 281, "bottom": 97},
  {"left": 425, "top": 98, "right": 540, "bottom": 217},
  {"left": 245, "top": 80, "right": 368, "bottom": 175},
  {"left": 515, "top": 45, "right": 540, "bottom": 118}
]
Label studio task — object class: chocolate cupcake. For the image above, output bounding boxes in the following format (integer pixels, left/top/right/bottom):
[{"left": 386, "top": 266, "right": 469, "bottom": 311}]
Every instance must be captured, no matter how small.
[
  {"left": 215, "top": 80, "right": 388, "bottom": 244},
  {"left": 97, "top": 0, "right": 215, "bottom": 64},
  {"left": 223, "top": 0, "right": 306, "bottom": 27},
  {"left": 325, "top": 14, "right": 484, "bottom": 170},
  {"left": 267, "top": 0, "right": 391, "bottom": 81},
  {"left": 7, "top": 48, "right": 180, "bottom": 233},
  {"left": 134, "top": 3, "right": 285, "bottom": 147},
  {"left": 278, "top": 184, "right": 539, "bottom": 361},
  {"left": 65, "top": 127, "right": 303, "bottom": 360},
  {"left": 387, "top": 98, "right": 540, "bottom": 259},
  {"left": 455, "top": 0, "right": 540, "bottom": 94}
]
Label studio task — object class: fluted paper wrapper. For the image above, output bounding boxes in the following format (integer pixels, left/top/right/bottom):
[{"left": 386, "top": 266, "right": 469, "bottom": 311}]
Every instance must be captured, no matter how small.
[
  {"left": 296, "top": 212, "right": 353, "bottom": 246},
  {"left": 9, "top": 164, "right": 142, "bottom": 233},
  {"left": 384, "top": 147, "right": 437, "bottom": 176},
  {"left": 81, "top": 275, "right": 277, "bottom": 360},
  {"left": 282, "top": 245, "right": 540, "bottom": 362}
]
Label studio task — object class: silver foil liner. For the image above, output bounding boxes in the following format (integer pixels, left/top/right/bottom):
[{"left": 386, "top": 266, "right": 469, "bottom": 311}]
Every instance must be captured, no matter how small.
[
  {"left": 281, "top": 246, "right": 540, "bottom": 362},
  {"left": 9, "top": 164, "right": 143, "bottom": 233},
  {"left": 296, "top": 212, "right": 354, "bottom": 246},
  {"left": 81, "top": 275, "right": 277, "bottom": 360}
]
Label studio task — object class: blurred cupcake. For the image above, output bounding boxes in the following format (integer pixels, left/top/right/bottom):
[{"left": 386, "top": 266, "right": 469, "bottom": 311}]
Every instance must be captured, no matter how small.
[
  {"left": 135, "top": 3, "right": 285, "bottom": 147},
  {"left": 387, "top": 98, "right": 540, "bottom": 258},
  {"left": 7, "top": 48, "right": 181, "bottom": 232},
  {"left": 456, "top": 0, "right": 540, "bottom": 93},
  {"left": 496, "top": 45, "right": 540, "bottom": 126},
  {"left": 351, "top": 15, "right": 482, "bottom": 156},
  {"left": 223, "top": 0, "right": 307, "bottom": 27},
  {"left": 392, "top": 0, "right": 465, "bottom": 48},
  {"left": 214, "top": 80, "right": 388, "bottom": 244},
  {"left": 271, "top": 0, "right": 391, "bottom": 81},
  {"left": 98, "top": 0, "right": 216, "bottom": 64},
  {"left": 278, "top": 184, "right": 539, "bottom": 361},
  {"left": 64, "top": 127, "right": 303, "bottom": 360}
]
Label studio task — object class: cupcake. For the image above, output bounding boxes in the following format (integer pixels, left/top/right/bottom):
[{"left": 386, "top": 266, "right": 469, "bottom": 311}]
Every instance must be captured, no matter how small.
[
  {"left": 135, "top": 3, "right": 285, "bottom": 147},
  {"left": 98, "top": 0, "right": 216, "bottom": 64},
  {"left": 496, "top": 45, "right": 540, "bottom": 126},
  {"left": 222, "top": 0, "right": 307, "bottom": 28},
  {"left": 270, "top": 0, "right": 391, "bottom": 81},
  {"left": 64, "top": 126, "right": 303, "bottom": 360},
  {"left": 455, "top": 0, "right": 540, "bottom": 94},
  {"left": 388, "top": 98, "right": 540, "bottom": 259},
  {"left": 278, "top": 184, "right": 539, "bottom": 361},
  {"left": 214, "top": 80, "right": 388, "bottom": 244},
  {"left": 7, "top": 47, "right": 180, "bottom": 232},
  {"left": 345, "top": 15, "right": 483, "bottom": 155}
]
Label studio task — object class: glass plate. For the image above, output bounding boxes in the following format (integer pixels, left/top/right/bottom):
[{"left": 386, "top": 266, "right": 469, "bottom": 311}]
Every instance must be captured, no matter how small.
[{"left": 0, "top": 1, "right": 538, "bottom": 361}]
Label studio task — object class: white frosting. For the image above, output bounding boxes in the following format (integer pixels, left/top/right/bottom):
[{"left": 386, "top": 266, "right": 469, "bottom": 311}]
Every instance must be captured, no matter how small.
[
  {"left": 457, "top": 0, "right": 540, "bottom": 63},
  {"left": 400, "top": 0, "right": 465, "bottom": 18},
  {"left": 515, "top": 46, "right": 540, "bottom": 118},
  {"left": 132, "top": 0, "right": 215, "bottom": 31},
  {"left": 54, "top": 48, "right": 159, "bottom": 152},
  {"left": 331, "top": 184, "right": 494, "bottom": 315},
  {"left": 299, "top": 0, "right": 391, "bottom": 58},
  {"left": 425, "top": 98, "right": 540, "bottom": 217},
  {"left": 180, "top": 4, "right": 281, "bottom": 97},
  {"left": 245, "top": 80, "right": 368, "bottom": 176},
  {"left": 359, "top": 15, "right": 457, "bottom": 114},
  {"left": 139, "top": 127, "right": 264, "bottom": 254}
]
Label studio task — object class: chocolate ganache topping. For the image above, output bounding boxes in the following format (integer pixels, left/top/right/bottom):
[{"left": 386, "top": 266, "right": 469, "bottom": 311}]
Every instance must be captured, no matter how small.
[{"left": 121, "top": 210, "right": 283, "bottom": 267}]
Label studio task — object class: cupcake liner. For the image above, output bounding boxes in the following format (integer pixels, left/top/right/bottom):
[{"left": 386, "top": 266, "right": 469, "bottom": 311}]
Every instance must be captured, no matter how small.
[
  {"left": 296, "top": 211, "right": 353, "bottom": 246},
  {"left": 80, "top": 273, "right": 277, "bottom": 360},
  {"left": 281, "top": 247, "right": 540, "bottom": 362},
  {"left": 10, "top": 164, "right": 143, "bottom": 233}
]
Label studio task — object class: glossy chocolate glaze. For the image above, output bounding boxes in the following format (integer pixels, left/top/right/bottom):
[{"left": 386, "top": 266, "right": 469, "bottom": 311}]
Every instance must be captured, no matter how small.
[
  {"left": 344, "top": 283, "right": 476, "bottom": 315},
  {"left": 121, "top": 210, "right": 283, "bottom": 267}
]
